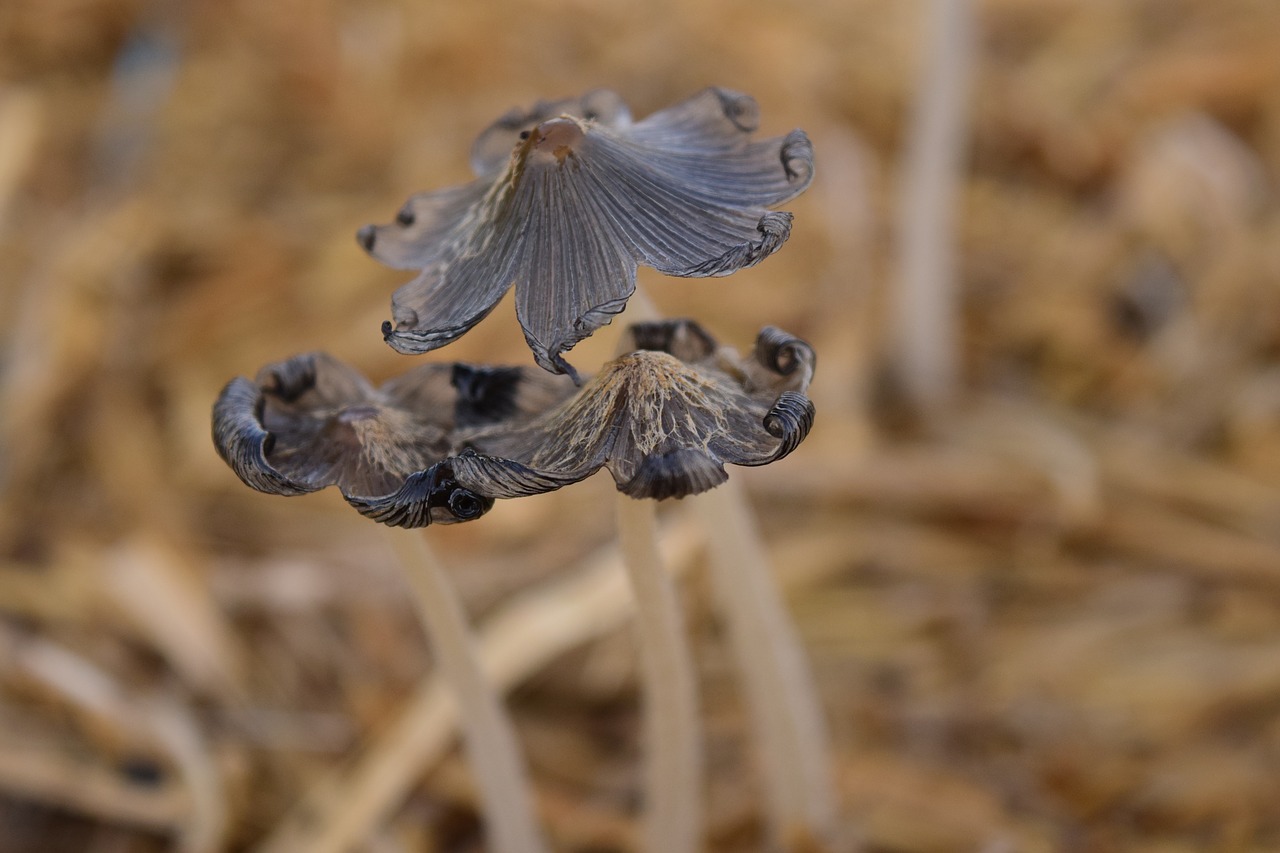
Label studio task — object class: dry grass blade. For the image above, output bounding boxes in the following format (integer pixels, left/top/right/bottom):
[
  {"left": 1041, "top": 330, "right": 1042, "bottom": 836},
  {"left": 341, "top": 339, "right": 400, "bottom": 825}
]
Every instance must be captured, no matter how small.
[
  {"left": 0, "top": 735, "right": 189, "bottom": 833},
  {"left": 0, "top": 623, "right": 225, "bottom": 852},
  {"left": 100, "top": 538, "right": 245, "bottom": 698}
]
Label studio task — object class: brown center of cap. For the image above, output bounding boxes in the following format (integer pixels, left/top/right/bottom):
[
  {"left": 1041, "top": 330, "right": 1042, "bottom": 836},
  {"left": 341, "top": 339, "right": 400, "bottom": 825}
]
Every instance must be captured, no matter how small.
[{"left": 530, "top": 118, "right": 584, "bottom": 165}]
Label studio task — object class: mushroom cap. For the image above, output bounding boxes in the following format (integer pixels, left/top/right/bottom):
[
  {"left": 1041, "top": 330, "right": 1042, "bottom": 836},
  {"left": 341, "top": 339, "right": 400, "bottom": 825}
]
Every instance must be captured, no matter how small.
[
  {"left": 212, "top": 352, "right": 575, "bottom": 526},
  {"left": 213, "top": 322, "right": 815, "bottom": 525},
  {"left": 357, "top": 87, "right": 815, "bottom": 378},
  {"left": 443, "top": 320, "right": 817, "bottom": 501}
]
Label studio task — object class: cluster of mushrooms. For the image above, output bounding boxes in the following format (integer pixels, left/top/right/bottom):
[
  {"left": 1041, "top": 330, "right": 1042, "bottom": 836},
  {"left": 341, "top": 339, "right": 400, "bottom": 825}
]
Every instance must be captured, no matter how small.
[
  {"left": 213, "top": 87, "right": 828, "bottom": 851},
  {"left": 215, "top": 88, "right": 816, "bottom": 514}
]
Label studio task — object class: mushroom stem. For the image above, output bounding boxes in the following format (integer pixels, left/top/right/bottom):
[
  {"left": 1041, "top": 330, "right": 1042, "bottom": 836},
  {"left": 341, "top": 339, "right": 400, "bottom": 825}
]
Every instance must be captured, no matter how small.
[
  {"left": 628, "top": 285, "right": 837, "bottom": 844},
  {"left": 695, "top": 483, "right": 838, "bottom": 845},
  {"left": 615, "top": 495, "right": 702, "bottom": 853},
  {"left": 256, "top": 515, "right": 703, "bottom": 853},
  {"left": 385, "top": 529, "right": 547, "bottom": 853}
]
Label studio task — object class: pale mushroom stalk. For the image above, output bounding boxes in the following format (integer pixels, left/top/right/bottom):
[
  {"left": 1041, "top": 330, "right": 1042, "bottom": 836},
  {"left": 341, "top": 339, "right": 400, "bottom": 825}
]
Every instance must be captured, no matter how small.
[
  {"left": 694, "top": 486, "right": 837, "bottom": 843},
  {"left": 629, "top": 287, "right": 837, "bottom": 844},
  {"left": 890, "top": 0, "right": 974, "bottom": 413},
  {"left": 615, "top": 494, "right": 702, "bottom": 853},
  {"left": 255, "top": 515, "right": 704, "bottom": 853},
  {"left": 385, "top": 528, "right": 548, "bottom": 853}
]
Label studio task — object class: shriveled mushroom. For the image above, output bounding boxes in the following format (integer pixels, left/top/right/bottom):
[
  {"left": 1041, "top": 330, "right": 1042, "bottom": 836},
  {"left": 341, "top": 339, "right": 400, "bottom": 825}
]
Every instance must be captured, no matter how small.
[
  {"left": 212, "top": 351, "right": 573, "bottom": 851},
  {"left": 433, "top": 320, "right": 816, "bottom": 501},
  {"left": 212, "top": 351, "right": 575, "bottom": 526},
  {"left": 214, "top": 324, "right": 814, "bottom": 524},
  {"left": 218, "top": 78, "right": 832, "bottom": 852},
  {"left": 287, "top": 321, "right": 816, "bottom": 852},
  {"left": 358, "top": 88, "right": 814, "bottom": 378}
]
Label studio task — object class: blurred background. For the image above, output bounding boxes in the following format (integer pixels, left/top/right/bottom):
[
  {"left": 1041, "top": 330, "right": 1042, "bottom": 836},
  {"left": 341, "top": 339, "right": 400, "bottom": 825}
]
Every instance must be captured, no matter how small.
[{"left": 3, "top": 0, "right": 1280, "bottom": 850}]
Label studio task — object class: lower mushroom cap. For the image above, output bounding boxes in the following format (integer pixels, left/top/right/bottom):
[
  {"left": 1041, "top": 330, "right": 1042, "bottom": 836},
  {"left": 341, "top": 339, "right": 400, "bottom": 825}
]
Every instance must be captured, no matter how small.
[
  {"left": 448, "top": 320, "right": 818, "bottom": 502},
  {"left": 212, "top": 322, "right": 815, "bottom": 523},
  {"left": 211, "top": 352, "right": 576, "bottom": 526}
]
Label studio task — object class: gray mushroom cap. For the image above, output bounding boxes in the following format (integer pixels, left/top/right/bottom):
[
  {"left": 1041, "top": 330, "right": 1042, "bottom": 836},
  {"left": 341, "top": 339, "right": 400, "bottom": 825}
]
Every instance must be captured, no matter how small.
[
  {"left": 357, "top": 87, "right": 815, "bottom": 379},
  {"left": 213, "top": 322, "right": 815, "bottom": 525},
  {"left": 211, "top": 352, "right": 575, "bottom": 526},
  {"left": 441, "top": 320, "right": 817, "bottom": 501}
]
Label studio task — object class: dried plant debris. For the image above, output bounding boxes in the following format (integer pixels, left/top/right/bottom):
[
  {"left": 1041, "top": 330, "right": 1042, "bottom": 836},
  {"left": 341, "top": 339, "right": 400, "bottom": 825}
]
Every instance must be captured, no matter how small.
[
  {"left": 212, "top": 352, "right": 576, "bottom": 526},
  {"left": 442, "top": 319, "right": 817, "bottom": 502},
  {"left": 358, "top": 87, "right": 815, "bottom": 378}
]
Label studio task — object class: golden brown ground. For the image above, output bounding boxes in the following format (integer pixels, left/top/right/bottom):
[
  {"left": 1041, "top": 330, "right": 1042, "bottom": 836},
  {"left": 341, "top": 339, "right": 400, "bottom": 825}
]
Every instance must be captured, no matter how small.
[{"left": 2, "top": 0, "right": 1280, "bottom": 850}]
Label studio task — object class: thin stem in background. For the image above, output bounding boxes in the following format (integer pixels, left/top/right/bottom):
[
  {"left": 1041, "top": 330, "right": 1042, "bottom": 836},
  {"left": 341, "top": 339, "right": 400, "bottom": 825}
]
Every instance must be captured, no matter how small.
[
  {"left": 615, "top": 495, "right": 702, "bottom": 853},
  {"left": 384, "top": 529, "right": 548, "bottom": 853},
  {"left": 695, "top": 483, "right": 838, "bottom": 846},
  {"left": 891, "top": 0, "right": 974, "bottom": 413}
]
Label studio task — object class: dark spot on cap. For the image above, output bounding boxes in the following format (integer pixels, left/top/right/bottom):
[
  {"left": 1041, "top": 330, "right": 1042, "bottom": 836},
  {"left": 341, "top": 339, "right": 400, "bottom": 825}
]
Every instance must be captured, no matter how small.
[
  {"left": 623, "top": 448, "right": 727, "bottom": 500},
  {"left": 395, "top": 206, "right": 415, "bottom": 227},
  {"left": 451, "top": 364, "right": 523, "bottom": 426},
  {"left": 447, "top": 489, "right": 486, "bottom": 520},
  {"left": 357, "top": 224, "right": 376, "bottom": 252}
]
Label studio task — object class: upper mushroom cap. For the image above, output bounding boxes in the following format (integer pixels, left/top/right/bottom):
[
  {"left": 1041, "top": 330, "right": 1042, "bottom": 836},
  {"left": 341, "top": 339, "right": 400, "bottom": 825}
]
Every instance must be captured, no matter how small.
[
  {"left": 357, "top": 87, "right": 815, "bottom": 379},
  {"left": 436, "top": 319, "right": 817, "bottom": 502},
  {"left": 212, "top": 352, "right": 575, "bottom": 526}
]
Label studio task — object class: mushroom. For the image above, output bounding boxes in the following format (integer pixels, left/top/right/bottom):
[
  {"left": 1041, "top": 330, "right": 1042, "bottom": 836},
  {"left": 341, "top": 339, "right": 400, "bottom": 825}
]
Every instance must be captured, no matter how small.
[
  {"left": 212, "top": 351, "right": 574, "bottom": 526},
  {"left": 420, "top": 320, "right": 817, "bottom": 503},
  {"left": 334, "top": 319, "right": 817, "bottom": 853},
  {"left": 357, "top": 87, "right": 814, "bottom": 379},
  {"left": 224, "top": 81, "right": 834, "bottom": 849},
  {"left": 212, "top": 352, "right": 575, "bottom": 853}
]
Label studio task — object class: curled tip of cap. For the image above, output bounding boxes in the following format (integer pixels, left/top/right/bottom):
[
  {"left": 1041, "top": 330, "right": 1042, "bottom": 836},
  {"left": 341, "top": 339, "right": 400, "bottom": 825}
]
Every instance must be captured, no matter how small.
[{"left": 356, "top": 224, "right": 376, "bottom": 252}]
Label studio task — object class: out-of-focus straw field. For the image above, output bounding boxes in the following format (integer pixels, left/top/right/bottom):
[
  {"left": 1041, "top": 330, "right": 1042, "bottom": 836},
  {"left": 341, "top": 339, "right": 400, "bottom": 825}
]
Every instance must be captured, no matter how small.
[{"left": 4, "top": 0, "right": 1280, "bottom": 850}]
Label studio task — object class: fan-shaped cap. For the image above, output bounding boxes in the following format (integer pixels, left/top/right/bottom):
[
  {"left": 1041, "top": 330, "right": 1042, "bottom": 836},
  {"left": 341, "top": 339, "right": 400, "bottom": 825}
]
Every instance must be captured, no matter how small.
[
  {"left": 357, "top": 87, "right": 815, "bottom": 379},
  {"left": 212, "top": 352, "right": 575, "bottom": 526},
  {"left": 435, "top": 320, "right": 817, "bottom": 501}
]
